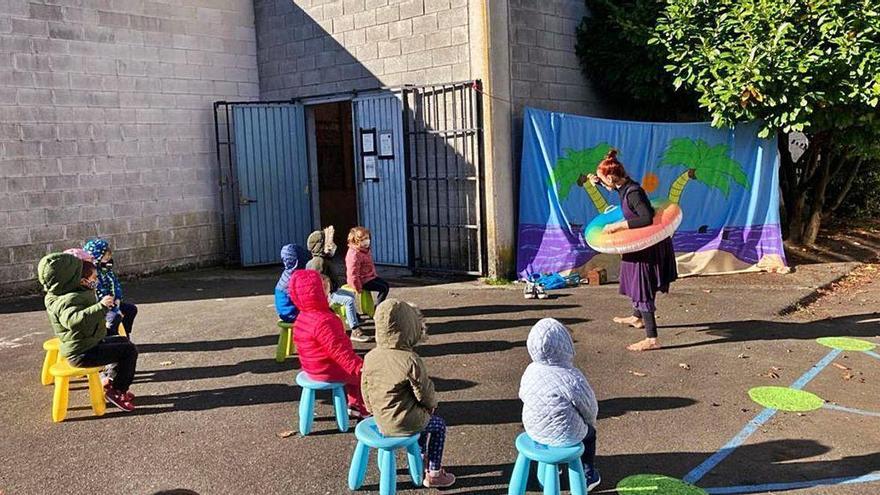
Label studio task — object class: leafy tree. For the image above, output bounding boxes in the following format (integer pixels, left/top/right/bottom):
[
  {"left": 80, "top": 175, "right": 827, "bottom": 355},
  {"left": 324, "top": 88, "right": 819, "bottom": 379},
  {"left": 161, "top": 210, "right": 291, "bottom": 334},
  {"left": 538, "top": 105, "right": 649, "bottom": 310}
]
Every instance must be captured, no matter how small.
[
  {"left": 653, "top": 0, "right": 880, "bottom": 245},
  {"left": 575, "top": 0, "right": 702, "bottom": 121}
]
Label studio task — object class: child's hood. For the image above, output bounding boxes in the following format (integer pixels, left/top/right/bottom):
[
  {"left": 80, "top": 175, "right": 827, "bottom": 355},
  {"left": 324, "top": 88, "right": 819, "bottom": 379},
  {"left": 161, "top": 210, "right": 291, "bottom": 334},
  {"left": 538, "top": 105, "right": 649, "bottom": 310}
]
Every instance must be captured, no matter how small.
[
  {"left": 527, "top": 318, "right": 575, "bottom": 366},
  {"left": 306, "top": 231, "right": 325, "bottom": 257},
  {"left": 289, "top": 269, "right": 330, "bottom": 312},
  {"left": 38, "top": 253, "right": 84, "bottom": 296},
  {"left": 374, "top": 298, "right": 425, "bottom": 350},
  {"left": 280, "top": 244, "right": 309, "bottom": 270},
  {"left": 83, "top": 238, "right": 110, "bottom": 263}
]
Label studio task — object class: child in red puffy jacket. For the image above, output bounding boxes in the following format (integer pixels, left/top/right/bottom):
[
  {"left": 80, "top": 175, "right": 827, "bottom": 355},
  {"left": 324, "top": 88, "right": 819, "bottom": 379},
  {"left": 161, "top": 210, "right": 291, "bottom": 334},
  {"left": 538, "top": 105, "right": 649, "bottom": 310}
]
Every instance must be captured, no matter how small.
[
  {"left": 345, "top": 226, "right": 389, "bottom": 305},
  {"left": 289, "top": 269, "right": 369, "bottom": 418}
]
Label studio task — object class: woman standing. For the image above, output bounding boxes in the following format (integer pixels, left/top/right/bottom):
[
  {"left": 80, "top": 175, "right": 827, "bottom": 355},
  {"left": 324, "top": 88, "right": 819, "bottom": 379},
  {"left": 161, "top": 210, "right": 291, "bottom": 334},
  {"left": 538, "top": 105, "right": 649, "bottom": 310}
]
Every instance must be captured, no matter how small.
[{"left": 587, "top": 150, "right": 678, "bottom": 351}]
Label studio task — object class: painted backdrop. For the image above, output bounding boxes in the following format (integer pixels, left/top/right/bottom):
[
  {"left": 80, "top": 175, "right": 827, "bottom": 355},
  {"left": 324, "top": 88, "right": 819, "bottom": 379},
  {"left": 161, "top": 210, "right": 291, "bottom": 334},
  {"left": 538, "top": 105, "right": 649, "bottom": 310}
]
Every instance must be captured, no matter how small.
[{"left": 517, "top": 108, "right": 787, "bottom": 280}]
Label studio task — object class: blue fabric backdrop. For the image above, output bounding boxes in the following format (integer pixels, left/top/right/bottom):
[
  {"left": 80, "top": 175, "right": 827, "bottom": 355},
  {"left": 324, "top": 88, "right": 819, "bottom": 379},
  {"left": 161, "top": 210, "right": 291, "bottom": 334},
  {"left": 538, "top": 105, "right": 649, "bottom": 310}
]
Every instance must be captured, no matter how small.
[{"left": 517, "top": 107, "right": 787, "bottom": 279}]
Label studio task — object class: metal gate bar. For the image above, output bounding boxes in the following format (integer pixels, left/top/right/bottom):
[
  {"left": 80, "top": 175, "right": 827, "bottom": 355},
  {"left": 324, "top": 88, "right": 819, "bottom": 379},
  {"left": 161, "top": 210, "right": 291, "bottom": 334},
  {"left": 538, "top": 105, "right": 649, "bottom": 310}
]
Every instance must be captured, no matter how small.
[{"left": 402, "top": 81, "right": 486, "bottom": 275}]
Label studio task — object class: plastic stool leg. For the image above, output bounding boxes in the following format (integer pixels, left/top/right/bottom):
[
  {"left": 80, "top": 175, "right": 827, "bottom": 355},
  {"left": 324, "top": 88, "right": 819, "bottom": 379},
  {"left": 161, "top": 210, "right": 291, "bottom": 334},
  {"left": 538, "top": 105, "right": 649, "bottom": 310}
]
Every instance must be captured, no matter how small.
[
  {"left": 378, "top": 448, "right": 397, "bottom": 495},
  {"left": 41, "top": 349, "right": 57, "bottom": 386},
  {"left": 537, "top": 462, "right": 547, "bottom": 487},
  {"left": 361, "top": 291, "right": 375, "bottom": 318},
  {"left": 508, "top": 453, "right": 530, "bottom": 495},
  {"left": 298, "top": 388, "right": 315, "bottom": 435},
  {"left": 544, "top": 464, "right": 560, "bottom": 495},
  {"left": 118, "top": 322, "right": 127, "bottom": 338},
  {"left": 332, "top": 386, "right": 349, "bottom": 432},
  {"left": 52, "top": 376, "right": 70, "bottom": 423},
  {"left": 348, "top": 441, "right": 370, "bottom": 490},
  {"left": 287, "top": 329, "right": 295, "bottom": 356},
  {"left": 406, "top": 441, "right": 424, "bottom": 486},
  {"left": 276, "top": 327, "right": 290, "bottom": 363},
  {"left": 568, "top": 460, "right": 587, "bottom": 495},
  {"left": 86, "top": 372, "right": 106, "bottom": 417}
]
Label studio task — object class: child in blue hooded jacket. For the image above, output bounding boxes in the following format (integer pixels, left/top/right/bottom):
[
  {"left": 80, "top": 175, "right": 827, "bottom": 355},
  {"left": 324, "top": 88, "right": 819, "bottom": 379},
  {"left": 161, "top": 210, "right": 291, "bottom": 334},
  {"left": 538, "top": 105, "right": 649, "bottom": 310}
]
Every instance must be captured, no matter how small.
[
  {"left": 274, "top": 243, "right": 310, "bottom": 322},
  {"left": 83, "top": 238, "right": 137, "bottom": 337}
]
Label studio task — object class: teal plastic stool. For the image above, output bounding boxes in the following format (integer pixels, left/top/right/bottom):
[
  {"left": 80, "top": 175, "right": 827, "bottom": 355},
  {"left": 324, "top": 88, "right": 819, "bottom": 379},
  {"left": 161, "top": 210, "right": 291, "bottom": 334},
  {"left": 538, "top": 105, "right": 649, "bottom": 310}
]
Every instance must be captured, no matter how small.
[
  {"left": 348, "top": 417, "right": 424, "bottom": 495},
  {"left": 295, "top": 371, "right": 349, "bottom": 435},
  {"left": 508, "top": 432, "right": 587, "bottom": 495},
  {"left": 275, "top": 321, "right": 294, "bottom": 363}
]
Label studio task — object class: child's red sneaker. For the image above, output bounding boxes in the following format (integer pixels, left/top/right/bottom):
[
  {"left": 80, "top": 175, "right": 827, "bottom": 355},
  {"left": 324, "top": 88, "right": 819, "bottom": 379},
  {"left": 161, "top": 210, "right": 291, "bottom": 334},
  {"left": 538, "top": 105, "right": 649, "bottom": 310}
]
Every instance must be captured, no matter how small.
[{"left": 105, "top": 387, "right": 135, "bottom": 412}]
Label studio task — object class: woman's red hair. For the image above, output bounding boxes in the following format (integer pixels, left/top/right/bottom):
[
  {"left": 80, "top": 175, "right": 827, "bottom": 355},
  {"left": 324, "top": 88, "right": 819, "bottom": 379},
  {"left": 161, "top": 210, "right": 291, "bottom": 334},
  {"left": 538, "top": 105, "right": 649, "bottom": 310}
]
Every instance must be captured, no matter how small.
[{"left": 597, "top": 149, "right": 628, "bottom": 180}]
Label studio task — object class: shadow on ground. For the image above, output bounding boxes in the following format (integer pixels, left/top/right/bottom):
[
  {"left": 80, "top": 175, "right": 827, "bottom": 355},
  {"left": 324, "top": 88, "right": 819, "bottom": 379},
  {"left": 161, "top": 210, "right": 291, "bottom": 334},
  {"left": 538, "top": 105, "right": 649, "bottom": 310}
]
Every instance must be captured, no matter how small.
[{"left": 664, "top": 313, "right": 880, "bottom": 350}]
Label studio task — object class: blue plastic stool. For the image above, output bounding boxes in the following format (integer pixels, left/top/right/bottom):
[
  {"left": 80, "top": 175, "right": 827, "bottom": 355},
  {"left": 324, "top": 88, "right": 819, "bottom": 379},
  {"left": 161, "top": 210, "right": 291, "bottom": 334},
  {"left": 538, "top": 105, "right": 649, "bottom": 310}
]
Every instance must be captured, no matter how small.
[
  {"left": 295, "top": 371, "right": 349, "bottom": 435},
  {"left": 348, "top": 417, "right": 424, "bottom": 495},
  {"left": 508, "top": 432, "right": 587, "bottom": 495}
]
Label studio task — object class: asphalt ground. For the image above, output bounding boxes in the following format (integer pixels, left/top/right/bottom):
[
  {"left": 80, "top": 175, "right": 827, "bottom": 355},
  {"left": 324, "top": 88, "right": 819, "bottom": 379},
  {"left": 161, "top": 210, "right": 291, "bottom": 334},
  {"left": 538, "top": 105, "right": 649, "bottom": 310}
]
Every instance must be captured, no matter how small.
[{"left": 0, "top": 262, "right": 877, "bottom": 495}]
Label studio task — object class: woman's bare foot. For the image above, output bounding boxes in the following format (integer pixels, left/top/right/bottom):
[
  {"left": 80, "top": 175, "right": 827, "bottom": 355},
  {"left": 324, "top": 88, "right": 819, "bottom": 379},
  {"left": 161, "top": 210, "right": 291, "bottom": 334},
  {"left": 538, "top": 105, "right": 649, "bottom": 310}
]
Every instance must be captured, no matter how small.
[
  {"left": 613, "top": 316, "right": 645, "bottom": 329},
  {"left": 627, "top": 338, "right": 661, "bottom": 351}
]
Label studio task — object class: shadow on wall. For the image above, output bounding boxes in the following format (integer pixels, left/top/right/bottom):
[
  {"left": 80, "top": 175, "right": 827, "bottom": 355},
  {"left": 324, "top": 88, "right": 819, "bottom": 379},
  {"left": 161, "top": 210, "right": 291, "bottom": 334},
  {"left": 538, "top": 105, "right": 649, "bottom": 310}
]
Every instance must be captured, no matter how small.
[{"left": 245, "top": 2, "right": 484, "bottom": 273}]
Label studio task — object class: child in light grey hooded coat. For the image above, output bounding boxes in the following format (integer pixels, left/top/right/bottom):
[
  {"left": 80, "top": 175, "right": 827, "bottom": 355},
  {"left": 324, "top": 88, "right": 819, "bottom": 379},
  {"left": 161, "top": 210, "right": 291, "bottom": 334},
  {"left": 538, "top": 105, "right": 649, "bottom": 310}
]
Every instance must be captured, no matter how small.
[{"left": 519, "top": 318, "right": 600, "bottom": 490}]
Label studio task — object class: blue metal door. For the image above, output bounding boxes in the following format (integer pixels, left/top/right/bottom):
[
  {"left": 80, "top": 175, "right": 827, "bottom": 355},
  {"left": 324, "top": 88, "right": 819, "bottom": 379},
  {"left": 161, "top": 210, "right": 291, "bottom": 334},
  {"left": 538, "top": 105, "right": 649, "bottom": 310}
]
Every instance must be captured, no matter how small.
[
  {"left": 233, "top": 104, "right": 312, "bottom": 266},
  {"left": 353, "top": 94, "right": 408, "bottom": 266}
]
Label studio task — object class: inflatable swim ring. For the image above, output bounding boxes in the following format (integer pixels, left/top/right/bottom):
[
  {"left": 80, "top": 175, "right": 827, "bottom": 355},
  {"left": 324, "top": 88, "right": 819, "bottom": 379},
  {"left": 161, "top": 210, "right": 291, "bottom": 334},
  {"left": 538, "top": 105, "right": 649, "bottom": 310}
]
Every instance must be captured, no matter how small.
[{"left": 584, "top": 199, "right": 682, "bottom": 254}]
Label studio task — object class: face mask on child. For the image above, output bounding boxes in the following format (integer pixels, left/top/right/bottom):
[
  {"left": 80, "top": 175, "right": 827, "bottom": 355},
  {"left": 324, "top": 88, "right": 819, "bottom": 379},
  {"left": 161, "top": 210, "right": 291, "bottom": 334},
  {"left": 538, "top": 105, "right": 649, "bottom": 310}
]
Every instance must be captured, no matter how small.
[
  {"left": 360, "top": 239, "right": 371, "bottom": 249},
  {"left": 82, "top": 278, "right": 98, "bottom": 290},
  {"left": 100, "top": 258, "right": 114, "bottom": 268}
]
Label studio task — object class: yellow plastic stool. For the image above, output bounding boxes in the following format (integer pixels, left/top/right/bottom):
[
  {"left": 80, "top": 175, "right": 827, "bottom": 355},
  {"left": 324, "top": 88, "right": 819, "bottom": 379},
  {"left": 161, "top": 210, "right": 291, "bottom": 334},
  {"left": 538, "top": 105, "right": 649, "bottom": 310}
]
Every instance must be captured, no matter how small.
[
  {"left": 275, "top": 321, "right": 295, "bottom": 363},
  {"left": 341, "top": 285, "right": 375, "bottom": 318},
  {"left": 41, "top": 338, "right": 62, "bottom": 386},
  {"left": 49, "top": 360, "right": 106, "bottom": 423},
  {"left": 331, "top": 303, "right": 350, "bottom": 330}
]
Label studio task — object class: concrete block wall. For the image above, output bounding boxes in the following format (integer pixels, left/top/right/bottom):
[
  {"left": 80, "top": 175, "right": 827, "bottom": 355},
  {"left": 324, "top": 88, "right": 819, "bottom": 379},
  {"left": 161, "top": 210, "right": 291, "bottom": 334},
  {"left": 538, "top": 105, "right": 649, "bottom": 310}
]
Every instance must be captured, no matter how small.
[
  {"left": 507, "top": 0, "right": 604, "bottom": 118},
  {"left": 255, "top": 0, "right": 473, "bottom": 99},
  {"left": 0, "top": 0, "right": 259, "bottom": 295}
]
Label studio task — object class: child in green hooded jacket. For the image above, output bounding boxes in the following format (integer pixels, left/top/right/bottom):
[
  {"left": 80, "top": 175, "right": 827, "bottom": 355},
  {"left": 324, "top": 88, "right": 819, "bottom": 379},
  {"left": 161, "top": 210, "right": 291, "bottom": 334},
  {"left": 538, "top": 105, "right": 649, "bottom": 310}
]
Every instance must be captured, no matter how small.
[{"left": 39, "top": 253, "right": 139, "bottom": 412}]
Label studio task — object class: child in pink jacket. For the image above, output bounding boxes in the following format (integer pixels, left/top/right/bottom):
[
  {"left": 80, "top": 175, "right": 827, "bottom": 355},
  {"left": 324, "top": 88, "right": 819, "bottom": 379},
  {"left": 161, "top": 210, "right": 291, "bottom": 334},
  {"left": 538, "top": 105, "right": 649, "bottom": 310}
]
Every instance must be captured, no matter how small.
[{"left": 345, "top": 226, "right": 390, "bottom": 305}]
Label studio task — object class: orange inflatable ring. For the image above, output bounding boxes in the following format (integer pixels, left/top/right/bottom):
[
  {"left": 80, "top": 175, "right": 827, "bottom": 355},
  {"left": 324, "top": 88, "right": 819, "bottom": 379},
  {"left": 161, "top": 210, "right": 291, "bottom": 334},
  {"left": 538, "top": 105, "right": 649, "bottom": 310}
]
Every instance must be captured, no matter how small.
[{"left": 585, "top": 200, "right": 682, "bottom": 254}]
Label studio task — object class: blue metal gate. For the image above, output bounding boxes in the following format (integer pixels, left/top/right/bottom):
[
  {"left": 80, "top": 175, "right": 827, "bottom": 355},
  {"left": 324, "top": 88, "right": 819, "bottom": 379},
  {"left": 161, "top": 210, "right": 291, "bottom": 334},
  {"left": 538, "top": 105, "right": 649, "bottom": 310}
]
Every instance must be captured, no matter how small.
[
  {"left": 231, "top": 104, "right": 312, "bottom": 266},
  {"left": 352, "top": 93, "right": 408, "bottom": 266}
]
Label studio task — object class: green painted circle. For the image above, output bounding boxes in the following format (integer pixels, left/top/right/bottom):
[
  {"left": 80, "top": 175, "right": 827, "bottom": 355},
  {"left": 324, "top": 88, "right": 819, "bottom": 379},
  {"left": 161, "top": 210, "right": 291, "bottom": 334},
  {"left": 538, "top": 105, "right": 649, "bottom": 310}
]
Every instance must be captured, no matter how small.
[
  {"left": 748, "top": 386, "right": 824, "bottom": 412},
  {"left": 616, "top": 474, "right": 707, "bottom": 495},
  {"left": 816, "top": 337, "right": 876, "bottom": 352}
]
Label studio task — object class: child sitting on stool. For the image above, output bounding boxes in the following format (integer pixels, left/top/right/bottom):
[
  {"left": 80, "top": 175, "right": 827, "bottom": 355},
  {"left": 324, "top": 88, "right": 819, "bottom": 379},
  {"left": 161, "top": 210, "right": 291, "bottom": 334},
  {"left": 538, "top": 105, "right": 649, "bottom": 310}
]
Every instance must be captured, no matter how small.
[
  {"left": 83, "top": 238, "right": 137, "bottom": 338},
  {"left": 290, "top": 270, "right": 370, "bottom": 419},
  {"left": 345, "top": 226, "right": 390, "bottom": 306},
  {"left": 305, "top": 226, "right": 371, "bottom": 343},
  {"left": 361, "top": 299, "right": 455, "bottom": 488},
  {"left": 275, "top": 243, "right": 309, "bottom": 323},
  {"left": 519, "top": 318, "right": 601, "bottom": 491},
  {"left": 39, "top": 253, "right": 139, "bottom": 412}
]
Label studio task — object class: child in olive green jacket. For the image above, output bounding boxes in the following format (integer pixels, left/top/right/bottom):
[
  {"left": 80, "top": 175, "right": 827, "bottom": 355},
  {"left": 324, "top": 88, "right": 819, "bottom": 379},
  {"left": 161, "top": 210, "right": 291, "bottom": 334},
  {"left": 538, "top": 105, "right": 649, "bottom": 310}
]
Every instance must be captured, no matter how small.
[
  {"left": 361, "top": 299, "right": 455, "bottom": 488},
  {"left": 39, "top": 253, "right": 139, "bottom": 412}
]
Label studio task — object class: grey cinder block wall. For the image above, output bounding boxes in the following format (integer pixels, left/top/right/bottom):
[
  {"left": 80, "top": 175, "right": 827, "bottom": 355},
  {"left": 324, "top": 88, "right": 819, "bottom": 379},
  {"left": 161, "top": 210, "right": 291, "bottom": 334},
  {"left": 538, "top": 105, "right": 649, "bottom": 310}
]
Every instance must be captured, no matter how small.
[
  {"left": 0, "top": 0, "right": 605, "bottom": 291},
  {"left": 0, "top": 0, "right": 259, "bottom": 295}
]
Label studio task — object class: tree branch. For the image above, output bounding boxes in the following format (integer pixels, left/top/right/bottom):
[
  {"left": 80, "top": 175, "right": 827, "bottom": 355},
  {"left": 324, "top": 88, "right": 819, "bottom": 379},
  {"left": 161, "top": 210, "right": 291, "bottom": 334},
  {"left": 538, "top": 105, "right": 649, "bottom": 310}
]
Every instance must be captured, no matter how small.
[{"left": 828, "top": 157, "right": 863, "bottom": 212}]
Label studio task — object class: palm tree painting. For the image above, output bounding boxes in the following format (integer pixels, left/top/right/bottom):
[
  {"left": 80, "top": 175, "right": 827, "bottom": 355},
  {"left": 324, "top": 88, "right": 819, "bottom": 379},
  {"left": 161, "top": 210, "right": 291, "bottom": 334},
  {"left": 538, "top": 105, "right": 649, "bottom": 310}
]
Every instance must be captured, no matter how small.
[
  {"left": 660, "top": 138, "right": 750, "bottom": 203},
  {"left": 548, "top": 143, "right": 614, "bottom": 213}
]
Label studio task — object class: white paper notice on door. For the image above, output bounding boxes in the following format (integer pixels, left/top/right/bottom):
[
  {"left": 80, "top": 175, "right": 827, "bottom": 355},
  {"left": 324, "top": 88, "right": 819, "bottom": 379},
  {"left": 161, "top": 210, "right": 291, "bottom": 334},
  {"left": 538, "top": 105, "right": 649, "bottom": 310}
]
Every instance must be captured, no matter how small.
[
  {"left": 379, "top": 131, "right": 394, "bottom": 158},
  {"left": 363, "top": 155, "right": 378, "bottom": 180}
]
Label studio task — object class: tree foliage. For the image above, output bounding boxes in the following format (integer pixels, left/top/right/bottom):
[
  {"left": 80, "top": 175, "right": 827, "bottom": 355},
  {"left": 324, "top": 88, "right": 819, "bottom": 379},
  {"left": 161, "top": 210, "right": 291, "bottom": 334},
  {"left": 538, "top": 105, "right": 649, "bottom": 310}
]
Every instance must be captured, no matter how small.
[
  {"left": 575, "top": 0, "right": 701, "bottom": 121},
  {"left": 653, "top": 0, "right": 880, "bottom": 138},
  {"left": 652, "top": 0, "right": 880, "bottom": 244}
]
